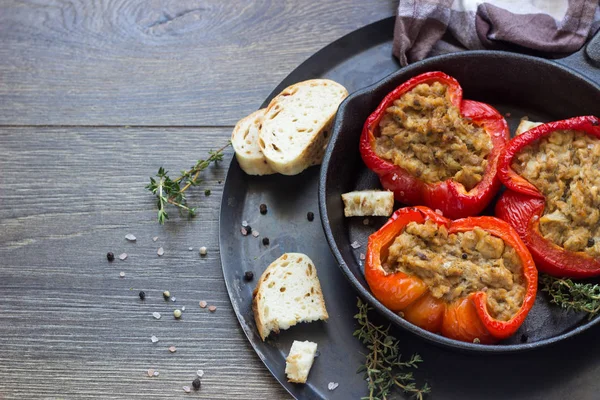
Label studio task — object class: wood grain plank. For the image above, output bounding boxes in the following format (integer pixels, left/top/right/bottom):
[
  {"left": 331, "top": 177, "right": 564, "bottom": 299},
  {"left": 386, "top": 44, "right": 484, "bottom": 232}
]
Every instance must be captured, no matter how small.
[
  {"left": 0, "top": 0, "right": 396, "bottom": 126},
  {"left": 0, "top": 127, "right": 290, "bottom": 399}
]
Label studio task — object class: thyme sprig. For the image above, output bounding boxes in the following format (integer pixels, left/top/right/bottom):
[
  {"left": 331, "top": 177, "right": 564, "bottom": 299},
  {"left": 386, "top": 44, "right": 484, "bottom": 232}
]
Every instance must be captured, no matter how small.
[
  {"left": 541, "top": 274, "right": 600, "bottom": 319},
  {"left": 146, "top": 142, "right": 230, "bottom": 224},
  {"left": 353, "top": 298, "right": 431, "bottom": 400}
]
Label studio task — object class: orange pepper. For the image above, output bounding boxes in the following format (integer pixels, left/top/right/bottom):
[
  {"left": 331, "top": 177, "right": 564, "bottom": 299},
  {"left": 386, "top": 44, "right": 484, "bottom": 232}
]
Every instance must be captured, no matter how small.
[{"left": 365, "top": 206, "right": 537, "bottom": 344}]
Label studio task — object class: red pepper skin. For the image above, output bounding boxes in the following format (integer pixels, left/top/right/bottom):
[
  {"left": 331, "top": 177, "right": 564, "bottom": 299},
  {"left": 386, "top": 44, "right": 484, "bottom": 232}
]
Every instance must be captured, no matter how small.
[
  {"left": 359, "top": 71, "right": 509, "bottom": 219},
  {"left": 365, "top": 206, "right": 537, "bottom": 344},
  {"left": 496, "top": 116, "right": 600, "bottom": 278}
]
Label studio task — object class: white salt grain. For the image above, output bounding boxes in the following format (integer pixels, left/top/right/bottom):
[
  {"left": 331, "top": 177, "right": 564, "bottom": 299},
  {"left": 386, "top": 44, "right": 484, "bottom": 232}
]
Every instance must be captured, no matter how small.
[
  {"left": 152, "top": 236, "right": 158, "bottom": 242},
  {"left": 119, "top": 271, "right": 125, "bottom": 278},
  {"left": 152, "top": 312, "right": 161, "bottom": 320},
  {"left": 252, "top": 231, "right": 259, "bottom": 237},
  {"left": 350, "top": 241, "right": 361, "bottom": 249},
  {"left": 196, "top": 370, "right": 204, "bottom": 377},
  {"left": 328, "top": 382, "right": 339, "bottom": 391},
  {"left": 157, "top": 247, "right": 164, "bottom": 256},
  {"left": 188, "top": 247, "right": 193, "bottom": 251},
  {"left": 153, "top": 371, "right": 159, "bottom": 377},
  {"left": 171, "top": 296, "right": 176, "bottom": 302},
  {"left": 119, "top": 253, "right": 128, "bottom": 261},
  {"left": 147, "top": 369, "right": 155, "bottom": 377},
  {"left": 151, "top": 335, "right": 159, "bottom": 343},
  {"left": 125, "top": 234, "right": 136, "bottom": 242},
  {"left": 360, "top": 253, "right": 365, "bottom": 260},
  {"left": 183, "top": 386, "right": 191, "bottom": 393},
  {"left": 182, "top": 306, "right": 186, "bottom": 311}
]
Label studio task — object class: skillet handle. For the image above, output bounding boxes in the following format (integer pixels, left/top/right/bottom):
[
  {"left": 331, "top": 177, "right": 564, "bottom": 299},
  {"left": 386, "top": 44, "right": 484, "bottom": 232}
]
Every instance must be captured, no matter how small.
[{"left": 555, "top": 29, "right": 600, "bottom": 85}]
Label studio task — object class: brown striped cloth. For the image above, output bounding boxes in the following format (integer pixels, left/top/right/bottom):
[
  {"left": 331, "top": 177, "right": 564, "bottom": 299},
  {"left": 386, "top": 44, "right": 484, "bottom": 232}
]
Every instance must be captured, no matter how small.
[{"left": 394, "top": 0, "right": 600, "bottom": 65}]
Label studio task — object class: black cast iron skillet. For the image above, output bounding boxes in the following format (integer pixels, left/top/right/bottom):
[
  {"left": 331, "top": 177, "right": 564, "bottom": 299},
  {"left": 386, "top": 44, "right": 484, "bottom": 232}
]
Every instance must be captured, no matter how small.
[{"left": 319, "top": 34, "right": 600, "bottom": 353}]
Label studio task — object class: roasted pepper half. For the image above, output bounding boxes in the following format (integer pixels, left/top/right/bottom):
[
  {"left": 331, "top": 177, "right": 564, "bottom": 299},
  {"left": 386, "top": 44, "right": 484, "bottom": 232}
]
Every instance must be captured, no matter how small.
[
  {"left": 496, "top": 116, "right": 600, "bottom": 278},
  {"left": 359, "top": 71, "right": 509, "bottom": 219},
  {"left": 365, "top": 206, "right": 537, "bottom": 344}
]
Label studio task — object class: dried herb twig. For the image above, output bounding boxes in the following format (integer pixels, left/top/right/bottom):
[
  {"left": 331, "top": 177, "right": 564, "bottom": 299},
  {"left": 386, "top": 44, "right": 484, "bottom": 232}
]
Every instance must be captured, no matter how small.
[
  {"left": 146, "top": 142, "right": 230, "bottom": 224},
  {"left": 354, "top": 298, "right": 431, "bottom": 400},
  {"left": 541, "top": 274, "right": 600, "bottom": 319}
]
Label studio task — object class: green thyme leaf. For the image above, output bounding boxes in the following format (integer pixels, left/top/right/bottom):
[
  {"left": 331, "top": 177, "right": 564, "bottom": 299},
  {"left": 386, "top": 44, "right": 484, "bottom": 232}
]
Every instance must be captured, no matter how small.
[{"left": 354, "top": 298, "right": 431, "bottom": 400}]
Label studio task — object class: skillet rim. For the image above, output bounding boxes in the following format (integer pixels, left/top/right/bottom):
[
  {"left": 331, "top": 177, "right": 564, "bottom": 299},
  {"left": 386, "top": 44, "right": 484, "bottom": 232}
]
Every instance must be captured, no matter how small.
[{"left": 318, "top": 49, "right": 600, "bottom": 353}]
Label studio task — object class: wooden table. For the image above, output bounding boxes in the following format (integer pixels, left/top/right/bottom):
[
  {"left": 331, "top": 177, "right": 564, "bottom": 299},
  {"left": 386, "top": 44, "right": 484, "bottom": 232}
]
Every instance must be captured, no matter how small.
[{"left": 0, "top": 1, "right": 397, "bottom": 398}]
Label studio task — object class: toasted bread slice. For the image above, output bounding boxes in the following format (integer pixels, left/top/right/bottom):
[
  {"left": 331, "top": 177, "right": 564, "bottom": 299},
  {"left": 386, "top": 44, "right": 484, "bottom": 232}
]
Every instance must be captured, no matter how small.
[
  {"left": 252, "top": 253, "right": 328, "bottom": 341},
  {"left": 259, "top": 79, "right": 348, "bottom": 175},
  {"left": 285, "top": 340, "right": 317, "bottom": 384},
  {"left": 342, "top": 190, "right": 395, "bottom": 217},
  {"left": 231, "top": 109, "right": 276, "bottom": 175},
  {"left": 515, "top": 119, "right": 543, "bottom": 136}
]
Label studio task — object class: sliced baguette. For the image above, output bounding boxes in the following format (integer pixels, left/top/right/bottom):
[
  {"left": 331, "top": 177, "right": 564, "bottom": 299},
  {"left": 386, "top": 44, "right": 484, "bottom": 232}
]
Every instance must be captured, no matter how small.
[
  {"left": 515, "top": 119, "right": 543, "bottom": 136},
  {"left": 231, "top": 109, "right": 276, "bottom": 175},
  {"left": 341, "top": 190, "right": 395, "bottom": 217},
  {"left": 252, "top": 253, "right": 328, "bottom": 341},
  {"left": 285, "top": 340, "right": 318, "bottom": 384},
  {"left": 259, "top": 79, "right": 348, "bottom": 175}
]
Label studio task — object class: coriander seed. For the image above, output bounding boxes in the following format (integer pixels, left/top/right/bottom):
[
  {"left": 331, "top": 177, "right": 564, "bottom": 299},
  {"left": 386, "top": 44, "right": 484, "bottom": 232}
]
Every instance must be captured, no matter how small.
[
  {"left": 173, "top": 309, "right": 182, "bottom": 319},
  {"left": 307, "top": 211, "right": 314, "bottom": 221},
  {"left": 244, "top": 271, "right": 254, "bottom": 281},
  {"left": 259, "top": 204, "right": 268, "bottom": 214},
  {"left": 107, "top": 252, "right": 115, "bottom": 262},
  {"left": 192, "top": 377, "right": 201, "bottom": 390},
  {"left": 163, "top": 291, "right": 171, "bottom": 300},
  {"left": 199, "top": 246, "right": 207, "bottom": 256},
  {"left": 139, "top": 291, "right": 146, "bottom": 301}
]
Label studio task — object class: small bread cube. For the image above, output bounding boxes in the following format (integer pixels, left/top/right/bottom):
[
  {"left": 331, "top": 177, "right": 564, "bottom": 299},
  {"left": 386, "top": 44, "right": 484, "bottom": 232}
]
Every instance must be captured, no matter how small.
[
  {"left": 341, "top": 190, "right": 394, "bottom": 217},
  {"left": 285, "top": 340, "right": 318, "bottom": 383}
]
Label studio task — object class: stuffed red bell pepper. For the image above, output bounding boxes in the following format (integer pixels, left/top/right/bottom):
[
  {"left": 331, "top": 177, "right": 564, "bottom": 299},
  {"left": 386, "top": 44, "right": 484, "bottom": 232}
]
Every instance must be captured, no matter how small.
[
  {"left": 496, "top": 116, "right": 600, "bottom": 278},
  {"left": 359, "top": 71, "right": 509, "bottom": 219},
  {"left": 365, "top": 206, "right": 537, "bottom": 344}
]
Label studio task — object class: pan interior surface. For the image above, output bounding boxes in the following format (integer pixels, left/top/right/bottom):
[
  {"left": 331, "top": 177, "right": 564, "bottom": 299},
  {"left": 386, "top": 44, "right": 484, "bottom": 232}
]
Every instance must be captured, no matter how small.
[{"left": 321, "top": 51, "right": 600, "bottom": 352}]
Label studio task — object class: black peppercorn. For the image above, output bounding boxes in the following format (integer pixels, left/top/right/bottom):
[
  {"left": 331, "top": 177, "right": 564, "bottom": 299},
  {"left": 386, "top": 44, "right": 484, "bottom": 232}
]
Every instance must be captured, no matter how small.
[
  {"left": 262, "top": 237, "right": 270, "bottom": 246},
  {"left": 192, "top": 377, "right": 201, "bottom": 390},
  {"left": 588, "top": 238, "right": 595, "bottom": 248},
  {"left": 244, "top": 271, "right": 254, "bottom": 281},
  {"left": 307, "top": 212, "right": 314, "bottom": 221},
  {"left": 259, "top": 203, "right": 268, "bottom": 214},
  {"left": 139, "top": 291, "right": 146, "bottom": 301},
  {"left": 520, "top": 333, "right": 528, "bottom": 343},
  {"left": 461, "top": 253, "right": 468, "bottom": 260},
  {"left": 107, "top": 252, "right": 115, "bottom": 262},
  {"left": 204, "top": 189, "right": 211, "bottom": 196}
]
